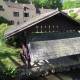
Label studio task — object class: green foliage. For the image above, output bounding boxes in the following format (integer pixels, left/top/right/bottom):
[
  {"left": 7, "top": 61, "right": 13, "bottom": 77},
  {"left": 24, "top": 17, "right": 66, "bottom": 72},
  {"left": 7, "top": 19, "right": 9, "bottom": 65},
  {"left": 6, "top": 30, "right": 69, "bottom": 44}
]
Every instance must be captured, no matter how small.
[
  {"left": 4, "top": 0, "right": 80, "bottom": 10},
  {"left": 0, "top": 24, "right": 19, "bottom": 47},
  {"left": 70, "top": 12, "right": 77, "bottom": 19},
  {"left": 30, "top": 0, "right": 62, "bottom": 9},
  {"left": 0, "top": 24, "right": 20, "bottom": 80},
  {"left": 0, "top": 24, "right": 7, "bottom": 46},
  {"left": 74, "top": 0, "right": 80, "bottom": 8},
  {"left": 62, "top": 0, "right": 80, "bottom": 10},
  {"left": 0, "top": 23, "right": 6, "bottom": 28},
  {"left": 70, "top": 12, "right": 80, "bottom": 22},
  {"left": 0, "top": 16, "right": 11, "bottom": 25},
  {"left": 0, "top": 66, "right": 17, "bottom": 80},
  {"left": 0, "top": 24, "right": 13, "bottom": 46},
  {"left": 62, "top": 0, "right": 75, "bottom": 10},
  {"left": 0, "top": 23, "right": 20, "bottom": 79},
  {"left": 4, "top": 0, "right": 62, "bottom": 9},
  {"left": 75, "top": 17, "right": 80, "bottom": 22},
  {"left": 0, "top": 23, "right": 20, "bottom": 68},
  {"left": 5, "top": 36, "right": 21, "bottom": 47}
]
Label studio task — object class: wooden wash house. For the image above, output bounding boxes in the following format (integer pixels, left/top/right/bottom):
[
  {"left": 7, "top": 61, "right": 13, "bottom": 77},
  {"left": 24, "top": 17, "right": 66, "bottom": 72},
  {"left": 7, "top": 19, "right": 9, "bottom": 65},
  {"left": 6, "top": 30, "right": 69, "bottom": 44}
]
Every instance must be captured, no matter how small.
[{"left": 4, "top": 10, "right": 80, "bottom": 76}]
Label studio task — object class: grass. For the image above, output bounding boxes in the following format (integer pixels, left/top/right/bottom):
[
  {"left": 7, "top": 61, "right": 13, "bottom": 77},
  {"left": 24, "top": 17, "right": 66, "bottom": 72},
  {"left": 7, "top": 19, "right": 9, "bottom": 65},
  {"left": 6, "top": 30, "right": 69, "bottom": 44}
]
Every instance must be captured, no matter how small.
[
  {"left": 0, "top": 24, "right": 22, "bottom": 69},
  {"left": 1, "top": 23, "right": 80, "bottom": 69}
]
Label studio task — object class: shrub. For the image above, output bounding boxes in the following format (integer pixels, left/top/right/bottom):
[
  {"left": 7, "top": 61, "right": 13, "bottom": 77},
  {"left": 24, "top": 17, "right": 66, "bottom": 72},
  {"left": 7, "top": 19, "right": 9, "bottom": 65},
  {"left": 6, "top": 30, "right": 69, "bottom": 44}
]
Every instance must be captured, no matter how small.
[
  {"left": 0, "top": 23, "right": 6, "bottom": 29},
  {"left": 70, "top": 12, "right": 77, "bottom": 19},
  {"left": 0, "top": 24, "right": 20, "bottom": 79},
  {"left": 0, "top": 24, "right": 18, "bottom": 47},
  {"left": 0, "top": 16, "right": 11, "bottom": 25},
  {"left": 0, "top": 67, "right": 17, "bottom": 80},
  {"left": 70, "top": 12, "right": 80, "bottom": 22},
  {"left": 75, "top": 17, "right": 80, "bottom": 22},
  {"left": 5, "top": 35, "right": 21, "bottom": 48}
]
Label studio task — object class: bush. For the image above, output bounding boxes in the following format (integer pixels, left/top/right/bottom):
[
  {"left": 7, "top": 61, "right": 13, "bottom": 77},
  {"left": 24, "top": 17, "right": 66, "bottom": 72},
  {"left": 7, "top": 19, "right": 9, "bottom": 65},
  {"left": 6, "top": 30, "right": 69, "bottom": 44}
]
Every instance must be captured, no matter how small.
[
  {"left": 75, "top": 17, "right": 80, "bottom": 22},
  {"left": 70, "top": 12, "right": 77, "bottom": 19},
  {"left": 5, "top": 35, "right": 21, "bottom": 48},
  {"left": 0, "top": 23, "right": 6, "bottom": 29},
  {"left": 0, "top": 24, "right": 7, "bottom": 45},
  {"left": 70, "top": 12, "right": 80, "bottom": 22},
  {"left": 0, "top": 16, "right": 11, "bottom": 25},
  {"left": 0, "top": 67, "right": 17, "bottom": 80},
  {"left": 0, "top": 24, "right": 20, "bottom": 79},
  {"left": 0, "top": 24, "right": 17, "bottom": 47}
]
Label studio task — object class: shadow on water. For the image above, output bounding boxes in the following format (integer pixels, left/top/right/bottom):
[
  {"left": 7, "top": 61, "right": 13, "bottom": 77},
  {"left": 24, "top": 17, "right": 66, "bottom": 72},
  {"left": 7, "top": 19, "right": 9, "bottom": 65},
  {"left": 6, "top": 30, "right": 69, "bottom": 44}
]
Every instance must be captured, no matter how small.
[
  {"left": 33, "top": 69, "right": 80, "bottom": 80},
  {"left": 66, "top": 69, "right": 80, "bottom": 80},
  {"left": 32, "top": 76, "right": 48, "bottom": 80},
  {"left": 54, "top": 74, "right": 63, "bottom": 80}
]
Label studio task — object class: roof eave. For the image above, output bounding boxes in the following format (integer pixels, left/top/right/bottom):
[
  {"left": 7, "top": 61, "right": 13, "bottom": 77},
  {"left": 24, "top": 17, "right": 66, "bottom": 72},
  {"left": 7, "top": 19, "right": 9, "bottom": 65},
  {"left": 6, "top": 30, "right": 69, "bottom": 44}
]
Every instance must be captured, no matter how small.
[
  {"left": 4, "top": 10, "right": 80, "bottom": 39},
  {"left": 4, "top": 11, "right": 60, "bottom": 38}
]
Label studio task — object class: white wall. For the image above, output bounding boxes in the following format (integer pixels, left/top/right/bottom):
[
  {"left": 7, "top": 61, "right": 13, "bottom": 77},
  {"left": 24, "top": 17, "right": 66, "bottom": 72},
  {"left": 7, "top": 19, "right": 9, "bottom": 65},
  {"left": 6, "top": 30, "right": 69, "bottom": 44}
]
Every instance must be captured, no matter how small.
[
  {"left": 0, "top": 0, "right": 24, "bottom": 24},
  {"left": 23, "top": 9, "right": 36, "bottom": 22},
  {"left": 0, "top": 0, "right": 37, "bottom": 24}
]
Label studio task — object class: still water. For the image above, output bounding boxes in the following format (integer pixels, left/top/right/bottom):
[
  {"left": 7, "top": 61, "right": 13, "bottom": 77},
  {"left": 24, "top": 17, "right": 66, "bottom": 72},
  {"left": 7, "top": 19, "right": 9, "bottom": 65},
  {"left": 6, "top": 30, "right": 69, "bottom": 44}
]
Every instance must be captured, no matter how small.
[{"left": 33, "top": 69, "right": 80, "bottom": 80}]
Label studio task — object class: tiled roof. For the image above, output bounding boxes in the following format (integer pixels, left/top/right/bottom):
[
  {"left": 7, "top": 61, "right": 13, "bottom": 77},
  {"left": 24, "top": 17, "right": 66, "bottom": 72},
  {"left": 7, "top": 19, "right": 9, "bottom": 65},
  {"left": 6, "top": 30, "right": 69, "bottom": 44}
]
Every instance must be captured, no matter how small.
[
  {"left": 36, "top": 8, "right": 55, "bottom": 14},
  {"left": 5, "top": 1, "right": 36, "bottom": 9}
]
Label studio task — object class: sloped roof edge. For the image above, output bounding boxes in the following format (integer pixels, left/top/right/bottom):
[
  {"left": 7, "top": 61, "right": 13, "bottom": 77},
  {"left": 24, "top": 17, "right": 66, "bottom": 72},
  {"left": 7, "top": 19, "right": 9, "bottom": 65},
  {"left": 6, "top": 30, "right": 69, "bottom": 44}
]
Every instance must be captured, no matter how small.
[
  {"left": 4, "top": 10, "right": 80, "bottom": 38},
  {"left": 5, "top": 1, "right": 36, "bottom": 9}
]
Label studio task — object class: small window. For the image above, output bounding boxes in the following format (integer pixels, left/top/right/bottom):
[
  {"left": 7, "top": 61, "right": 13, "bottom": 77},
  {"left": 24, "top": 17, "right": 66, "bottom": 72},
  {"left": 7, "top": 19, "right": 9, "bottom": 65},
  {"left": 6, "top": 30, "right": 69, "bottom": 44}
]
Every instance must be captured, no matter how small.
[
  {"left": 24, "top": 13, "right": 29, "bottom": 17},
  {"left": 10, "top": 20, "right": 14, "bottom": 24},
  {"left": 24, "top": 7, "right": 26, "bottom": 11},
  {"left": 0, "top": 5, "right": 4, "bottom": 11},
  {"left": 13, "top": 12, "right": 19, "bottom": 17},
  {"left": 0, "top": 5, "right": 3, "bottom": 9},
  {"left": 17, "top": 20, "right": 19, "bottom": 25}
]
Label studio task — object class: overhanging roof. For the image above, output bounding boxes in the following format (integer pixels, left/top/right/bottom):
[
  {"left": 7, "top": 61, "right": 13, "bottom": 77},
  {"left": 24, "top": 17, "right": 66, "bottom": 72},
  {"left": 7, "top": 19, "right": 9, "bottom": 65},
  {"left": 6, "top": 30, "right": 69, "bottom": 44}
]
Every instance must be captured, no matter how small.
[
  {"left": 29, "top": 32, "right": 80, "bottom": 62},
  {"left": 4, "top": 10, "right": 80, "bottom": 38}
]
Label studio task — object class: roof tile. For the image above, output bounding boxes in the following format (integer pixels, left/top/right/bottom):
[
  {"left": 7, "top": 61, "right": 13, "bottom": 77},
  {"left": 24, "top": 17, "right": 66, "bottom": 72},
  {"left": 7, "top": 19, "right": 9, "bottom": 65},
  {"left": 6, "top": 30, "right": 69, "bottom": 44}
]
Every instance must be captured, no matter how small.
[{"left": 5, "top": 1, "right": 36, "bottom": 9}]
